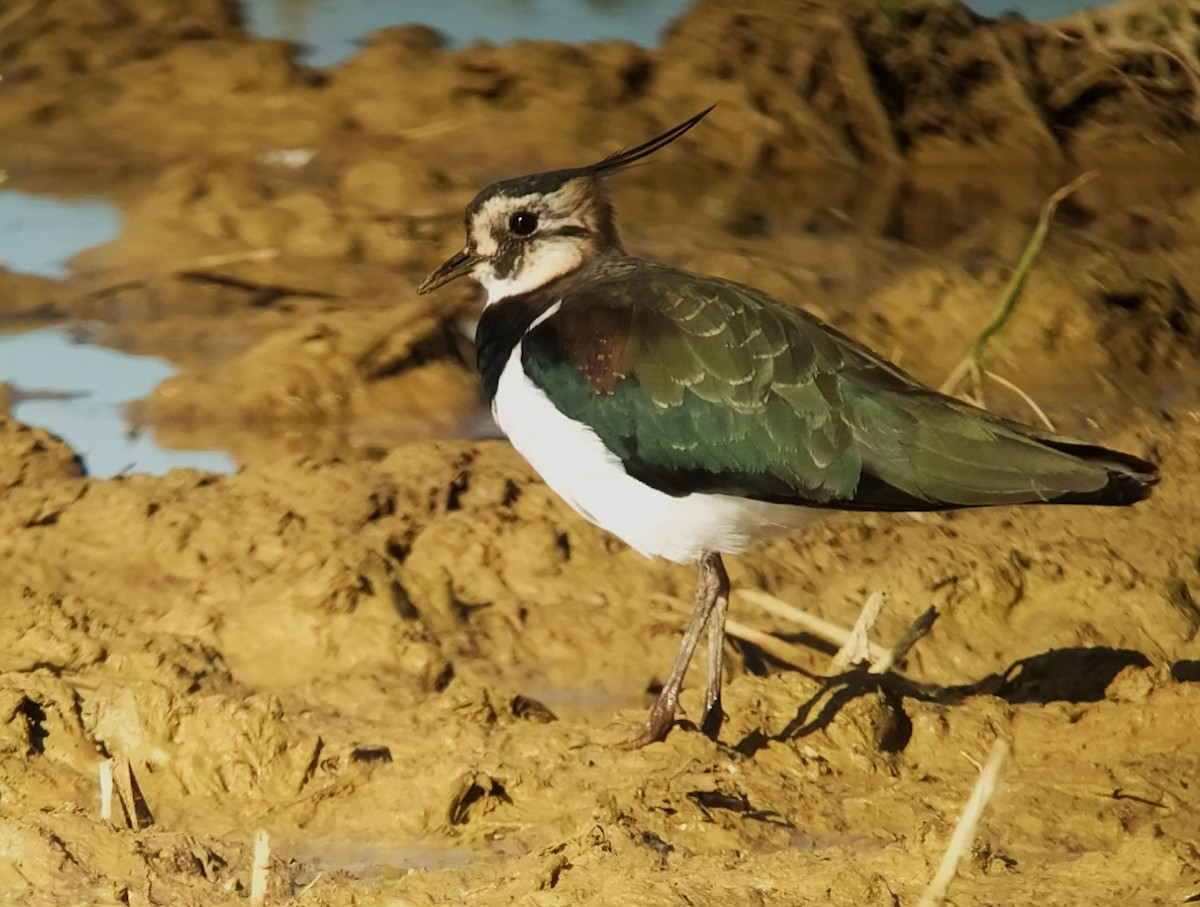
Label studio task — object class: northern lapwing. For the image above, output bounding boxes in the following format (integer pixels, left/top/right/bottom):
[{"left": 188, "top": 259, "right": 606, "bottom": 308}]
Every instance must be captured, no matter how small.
[{"left": 418, "top": 108, "right": 1159, "bottom": 747}]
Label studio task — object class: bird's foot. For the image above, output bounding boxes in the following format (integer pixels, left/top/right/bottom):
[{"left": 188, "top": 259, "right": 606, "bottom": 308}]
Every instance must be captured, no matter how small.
[
  {"left": 621, "top": 696, "right": 725, "bottom": 749},
  {"left": 621, "top": 696, "right": 677, "bottom": 749},
  {"left": 699, "top": 695, "right": 724, "bottom": 741}
]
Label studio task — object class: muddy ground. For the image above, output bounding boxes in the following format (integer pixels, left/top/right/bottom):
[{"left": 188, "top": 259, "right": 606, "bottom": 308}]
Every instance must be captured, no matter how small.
[{"left": 2, "top": 0, "right": 1200, "bottom": 904}]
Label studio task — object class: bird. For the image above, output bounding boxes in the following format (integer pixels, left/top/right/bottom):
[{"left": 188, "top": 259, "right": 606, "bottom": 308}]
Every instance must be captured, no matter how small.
[{"left": 418, "top": 107, "right": 1159, "bottom": 747}]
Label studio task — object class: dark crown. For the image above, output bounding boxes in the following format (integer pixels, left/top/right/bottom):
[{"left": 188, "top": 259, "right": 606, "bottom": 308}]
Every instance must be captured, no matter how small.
[{"left": 464, "top": 106, "right": 716, "bottom": 242}]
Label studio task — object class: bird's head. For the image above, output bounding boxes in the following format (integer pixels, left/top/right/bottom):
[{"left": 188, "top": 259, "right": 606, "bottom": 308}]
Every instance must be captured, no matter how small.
[{"left": 418, "top": 107, "right": 714, "bottom": 305}]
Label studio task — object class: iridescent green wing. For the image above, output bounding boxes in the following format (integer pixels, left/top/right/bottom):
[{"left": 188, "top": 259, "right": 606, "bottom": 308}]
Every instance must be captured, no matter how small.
[{"left": 522, "top": 260, "right": 1151, "bottom": 509}]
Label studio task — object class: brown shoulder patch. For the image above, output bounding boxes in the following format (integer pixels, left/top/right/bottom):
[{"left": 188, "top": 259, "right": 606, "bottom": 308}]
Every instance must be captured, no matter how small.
[{"left": 554, "top": 303, "right": 635, "bottom": 394}]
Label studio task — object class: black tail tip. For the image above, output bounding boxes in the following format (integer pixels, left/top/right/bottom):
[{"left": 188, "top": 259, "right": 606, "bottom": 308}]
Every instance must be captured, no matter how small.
[
  {"left": 1109, "top": 462, "right": 1159, "bottom": 505},
  {"left": 1081, "top": 450, "right": 1159, "bottom": 506},
  {"left": 1045, "top": 443, "right": 1159, "bottom": 507}
]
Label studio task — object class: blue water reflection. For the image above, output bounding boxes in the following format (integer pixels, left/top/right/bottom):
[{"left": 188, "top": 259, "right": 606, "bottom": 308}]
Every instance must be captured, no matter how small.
[
  {"left": 241, "top": 0, "right": 1107, "bottom": 68},
  {"left": 0, "top": 191, "right": 121, "bottom": 278},
  {"left": 0, "top": 329, "right": 237, "bottom": 478},
  {"left": 242, "top": 0, "right": 693, "bottom": 66},
  {"left": 970, "top": 0, "right": 1101, "bottom": 17}
]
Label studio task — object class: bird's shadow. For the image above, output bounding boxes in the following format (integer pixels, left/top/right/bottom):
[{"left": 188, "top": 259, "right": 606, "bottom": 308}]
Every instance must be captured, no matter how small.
[{"left": 734, "top": 645, "right": 1156, "bottom": 756}]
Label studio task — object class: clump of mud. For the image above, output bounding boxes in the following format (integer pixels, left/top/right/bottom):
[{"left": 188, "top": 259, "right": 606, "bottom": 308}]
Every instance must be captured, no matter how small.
[{"left": 1, "top": 0, "right": 1199, "bottom": 904}]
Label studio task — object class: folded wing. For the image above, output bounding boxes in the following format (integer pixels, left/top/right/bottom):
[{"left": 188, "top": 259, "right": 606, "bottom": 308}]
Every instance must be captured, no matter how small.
[{"left": 520, "top": 262, "right": 1158, "bottom": 511}]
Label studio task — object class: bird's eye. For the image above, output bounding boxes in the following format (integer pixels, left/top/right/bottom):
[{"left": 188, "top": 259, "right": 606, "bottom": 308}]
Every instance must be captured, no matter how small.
[{"left": 508, "top": 211, "right": 539, "bottom": 236}]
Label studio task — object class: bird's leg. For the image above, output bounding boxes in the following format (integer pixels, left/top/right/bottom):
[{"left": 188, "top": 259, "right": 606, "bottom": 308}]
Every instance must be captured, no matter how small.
[
  {"left": 626, "top": 551, "right": 727, "bottom": 748},
  {"left": 699, "top": 553, "right": 730, "bottom": 740}
]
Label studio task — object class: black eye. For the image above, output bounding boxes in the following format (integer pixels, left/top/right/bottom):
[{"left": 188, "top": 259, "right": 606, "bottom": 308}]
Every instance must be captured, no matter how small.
[{"left": 508, "top": 211, "right": 538, "bottom": 236}]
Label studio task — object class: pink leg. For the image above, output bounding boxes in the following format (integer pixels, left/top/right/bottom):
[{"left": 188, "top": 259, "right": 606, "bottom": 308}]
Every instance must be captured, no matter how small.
[{"left": 625, "top": 551, "right": 729, "bottom": 748}]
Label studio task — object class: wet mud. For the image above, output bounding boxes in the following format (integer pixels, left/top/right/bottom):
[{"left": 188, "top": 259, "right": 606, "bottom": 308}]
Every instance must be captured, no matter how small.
[{"left": 1, "top": 0, "right": 1199, "bottom": 904}]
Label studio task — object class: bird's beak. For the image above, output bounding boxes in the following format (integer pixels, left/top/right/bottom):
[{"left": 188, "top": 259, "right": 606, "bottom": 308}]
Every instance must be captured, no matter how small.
[{"left": 418, "top": 248, "right": 477, "bottom": 295}]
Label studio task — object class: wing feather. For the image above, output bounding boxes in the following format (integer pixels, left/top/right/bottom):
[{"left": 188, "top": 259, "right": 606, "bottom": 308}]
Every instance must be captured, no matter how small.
[{"left": 519, "top": 258, "right": 1156, "bottom": 510}]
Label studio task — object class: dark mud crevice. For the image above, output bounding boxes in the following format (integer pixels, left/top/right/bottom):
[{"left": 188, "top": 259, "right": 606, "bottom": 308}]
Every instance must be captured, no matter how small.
[{"left": 16, "top": 697, "right": 49, "bottom": 754}]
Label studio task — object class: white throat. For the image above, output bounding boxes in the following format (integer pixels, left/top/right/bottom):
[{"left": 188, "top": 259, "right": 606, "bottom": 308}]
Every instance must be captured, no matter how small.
[{"left": 477, "top": 242, "right": 584, "bottom": 306}]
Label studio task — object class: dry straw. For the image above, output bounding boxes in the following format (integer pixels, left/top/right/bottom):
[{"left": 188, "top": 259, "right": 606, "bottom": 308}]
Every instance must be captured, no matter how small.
[
  {"left": 917, "top": 739, "right": 1010, "bottom": 907},
  {"left": 250, "top": 830, "right": 271, "bottom": 907}
]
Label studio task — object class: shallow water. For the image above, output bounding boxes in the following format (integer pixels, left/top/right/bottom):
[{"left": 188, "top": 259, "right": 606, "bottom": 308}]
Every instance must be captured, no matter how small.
[
  {"left": 0, "top": 329, "right": 237, "bottom": 478},
  {"left": 971, "top": 0, "right": 1103, "bottom": 16},
  {"left": 241, "top": 0, "right": 694, "bottom": 66},
  {"left": 240, "top": 0, "right": 1108, "bottom": 67},
  {"left": 0, "top": 190, "right": 121, "bottom": 278},
  {"left": 0, "top": 193, "right": 236, "bottom": 476}
]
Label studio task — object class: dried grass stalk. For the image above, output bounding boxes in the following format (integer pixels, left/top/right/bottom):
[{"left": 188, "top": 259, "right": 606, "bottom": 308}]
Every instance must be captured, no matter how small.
[{"left": 917, "top": 739, "right": 1010, "bottom": 907}]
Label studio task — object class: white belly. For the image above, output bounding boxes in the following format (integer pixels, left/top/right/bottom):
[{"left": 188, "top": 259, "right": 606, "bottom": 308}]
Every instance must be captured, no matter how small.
[{"left": 492, "top": 343, "right": 824, "bottom": 565}]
